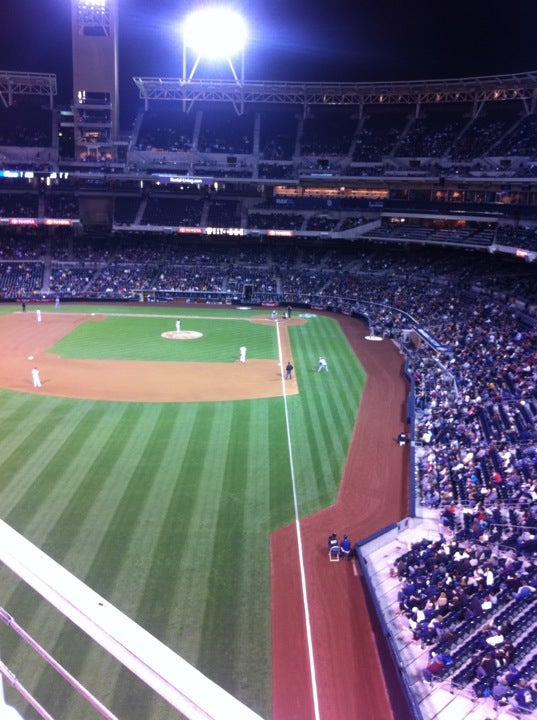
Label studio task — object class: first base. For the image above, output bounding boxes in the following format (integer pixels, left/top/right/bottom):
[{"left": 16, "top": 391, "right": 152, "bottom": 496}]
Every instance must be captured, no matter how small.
[{"left": 28, "top": 355, "right": 34, "bottom": 360}]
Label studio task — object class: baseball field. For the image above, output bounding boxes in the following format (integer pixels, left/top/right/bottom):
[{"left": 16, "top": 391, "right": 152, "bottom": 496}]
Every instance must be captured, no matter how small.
[{"left": 0, "top": 303, "right": 367, "bottom": 719}]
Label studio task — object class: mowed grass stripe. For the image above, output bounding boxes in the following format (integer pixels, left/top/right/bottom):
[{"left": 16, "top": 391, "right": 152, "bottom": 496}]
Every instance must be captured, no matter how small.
[
  {"left": 110, "top": 403, "right": 233, "bottom": 720},
  {"left": 6, "top": 404, "right": 146, "bottom": 683},
  {"left": 109, "top": 403, "right": 241, "bottom": 720},
  {"left": 198, "top": 402, "right": 253, "bottom": 691},
  {"left": 106, "top": 405, "right": 205, "bottom": 720},
  {"left": 54, "top": 405, "right": 191, "bottom": 718},
  {"left": 133, "top": 403, "right": 242, "bottom": 716},
  {"left": 106, "top": 403, "right": 200, "bottom": 624},
  {"left": 82, "top": 404, "right": 173, "bottom": 598},
  {"left": 306, "top": 368, "right": 360, "bottom": 478},
  {"left": 267, "top": 397, "right": 297, "bottom": 528},
  {"left": 288, "top": 394, "right": 336, "bottom": 507},
  {"left": 19, "top": 403, "right": 163, "bottom": 717},
  {"left": 0, "top": 402, "right": 140, "bottom": 696},
  {"left": 118, "top": 403, "right": 220, "bottom": 643},
  {"left": 285, "top": 317, "right": 365, "bottom": 510},
  {"left": 40, "top": 405, "right": 151, "bottom": 576},
  {"left": 4, "top": 403, "right": 121, "bottom": 541},
  {"left": 235, "top": 400, "right": 272, "bottom": 716},
  {"left": 76, "top": 404, "right": 195, "bottom": 720},
  {"left": 44, "top": 404, "right": 153, "bottom": 580},
  {"left": 0, "top": 395, "right": 59, "bottom": 505},
  {"left": 34, "top": 404, "right": 186, "bottom": 718},
  {"left": 323, "top": 320, "right": 367, "bottom": 428},
  {"left": 289, "top": 327, "right": 346, "bottom": 481},
  {"left": 0, "top": 391, "right": 46, "bottom": 446},
  {"left": 0, "top": 399, "right": 101, "bottom": 521},
  {"left": 338, "top": 341, "right": 367, "bottom": 411},
  {"left": 131, "top": 404, "right": 228, "bottom": 653}
]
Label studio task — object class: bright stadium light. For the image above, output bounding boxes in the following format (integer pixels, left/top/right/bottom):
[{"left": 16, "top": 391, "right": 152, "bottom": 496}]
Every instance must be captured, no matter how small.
[
  {"left": 182, "top": 6, "right": 247, "bottom": 84},
  {"left": 79, "top": 0, "right": 107, "bottom": 8},
  {"left": 183, "top": 7, "right": 247, "bottom": 58},
  {"left": 76, "top": 0, "right": 110, "bottom": 30}
]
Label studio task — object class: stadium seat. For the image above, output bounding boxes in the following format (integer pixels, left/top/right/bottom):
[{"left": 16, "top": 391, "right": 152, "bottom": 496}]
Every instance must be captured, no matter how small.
[{"left": 329, "top": 545, "right": 340, "bottom": 562}]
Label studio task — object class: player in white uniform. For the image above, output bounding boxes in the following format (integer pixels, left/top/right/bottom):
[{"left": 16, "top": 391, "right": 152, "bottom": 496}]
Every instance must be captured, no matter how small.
[{"left": 32, "top": 367, "right": 42, "bottom": 388}]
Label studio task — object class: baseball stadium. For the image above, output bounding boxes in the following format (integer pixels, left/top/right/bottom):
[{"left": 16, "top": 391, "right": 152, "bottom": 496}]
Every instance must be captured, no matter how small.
[{"left": 1, "top": 3, "right": 537, "bottom": 720}]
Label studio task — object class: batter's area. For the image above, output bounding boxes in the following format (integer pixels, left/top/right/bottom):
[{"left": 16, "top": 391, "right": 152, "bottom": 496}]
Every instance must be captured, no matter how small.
[{"left": 0, "top": 312, "right": 302, "bottom": 403}]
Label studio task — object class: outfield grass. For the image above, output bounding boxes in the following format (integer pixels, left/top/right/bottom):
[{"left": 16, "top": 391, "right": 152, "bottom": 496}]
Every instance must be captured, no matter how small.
[{"left": 0, "top": 306, "right": 365, "bottom": 719}]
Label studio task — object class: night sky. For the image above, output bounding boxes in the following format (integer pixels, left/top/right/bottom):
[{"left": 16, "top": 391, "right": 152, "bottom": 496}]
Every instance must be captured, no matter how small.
[{"left": 1, "top": 0, "right": 536, "bottom": 125}]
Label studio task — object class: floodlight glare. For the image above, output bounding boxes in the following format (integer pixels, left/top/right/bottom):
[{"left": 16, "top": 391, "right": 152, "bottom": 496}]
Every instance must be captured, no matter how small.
[
  {"left": 79, "top": 0, "right": 107, "bottom": 8},
  {"left": 183, "top": 7, "right": 247, "bottom": 59}
]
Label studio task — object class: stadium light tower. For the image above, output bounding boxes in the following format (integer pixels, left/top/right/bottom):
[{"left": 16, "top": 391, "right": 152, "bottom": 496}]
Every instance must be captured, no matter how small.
[
  {"left": 182, "top": 7, "right": 247, "bottom": 85},
  {"left": 71, "top": 0, "right": 119, "bottom": 163}
]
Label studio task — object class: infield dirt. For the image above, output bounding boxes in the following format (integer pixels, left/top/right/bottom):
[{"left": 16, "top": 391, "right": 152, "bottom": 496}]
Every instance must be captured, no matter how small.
[{"left": 0, "top": 311, "right": 303, "bottom": 402}]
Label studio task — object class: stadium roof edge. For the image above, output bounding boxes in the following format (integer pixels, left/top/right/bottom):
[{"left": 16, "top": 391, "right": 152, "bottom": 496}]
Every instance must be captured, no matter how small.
[
  {"left": 0, "top": 71, "right": 57, "bottom": 109},
  {"left": 132, "top": 71, "right": 537, "bottom": 108}
]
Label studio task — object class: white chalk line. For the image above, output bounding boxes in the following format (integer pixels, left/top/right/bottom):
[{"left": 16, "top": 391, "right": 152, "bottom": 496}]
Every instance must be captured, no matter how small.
[{"left": 275, "top": 322, "right": 321, "bottom": 720}]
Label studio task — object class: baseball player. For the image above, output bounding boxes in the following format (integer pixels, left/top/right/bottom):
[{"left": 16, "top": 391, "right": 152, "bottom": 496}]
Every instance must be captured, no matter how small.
[
  {"left": 31, "top": 367, "right": 42, "bottom": 388},
  {"left": 317, "top": 357, "right": 328, "bottom": 373},
  {"left": 239, "top": 346, "right": 247, "bottom": 363}
]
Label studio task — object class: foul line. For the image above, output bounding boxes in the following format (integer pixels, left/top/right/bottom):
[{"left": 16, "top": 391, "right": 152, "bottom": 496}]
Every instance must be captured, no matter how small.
[{"left": 275, "top": 322, "right": 321, "bottom": 720}]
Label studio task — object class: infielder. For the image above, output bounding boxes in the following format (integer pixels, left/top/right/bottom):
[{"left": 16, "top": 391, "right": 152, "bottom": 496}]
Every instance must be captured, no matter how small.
[
  {"left": 31, "top": 367, "right": 42, "bottom": 388},
  {"left": 239, "top": 346, "right": 247, "bottom": 363},
  {"left": 36, "top": 309, "right": 42, "bottom": 323}
]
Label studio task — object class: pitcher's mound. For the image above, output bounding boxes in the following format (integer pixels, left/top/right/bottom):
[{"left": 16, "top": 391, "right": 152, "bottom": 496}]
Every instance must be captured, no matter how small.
[{"left": 161, "top": 330, "right": 203, "bottom": 340}]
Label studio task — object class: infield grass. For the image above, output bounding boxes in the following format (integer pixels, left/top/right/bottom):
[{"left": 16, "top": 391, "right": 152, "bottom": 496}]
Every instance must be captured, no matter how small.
[
  {"left": 50, "top": 315, "right": 277, "bottom": 362},
  {"left": 0, "top": 306, "right": 365, "bottom": 720}
]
